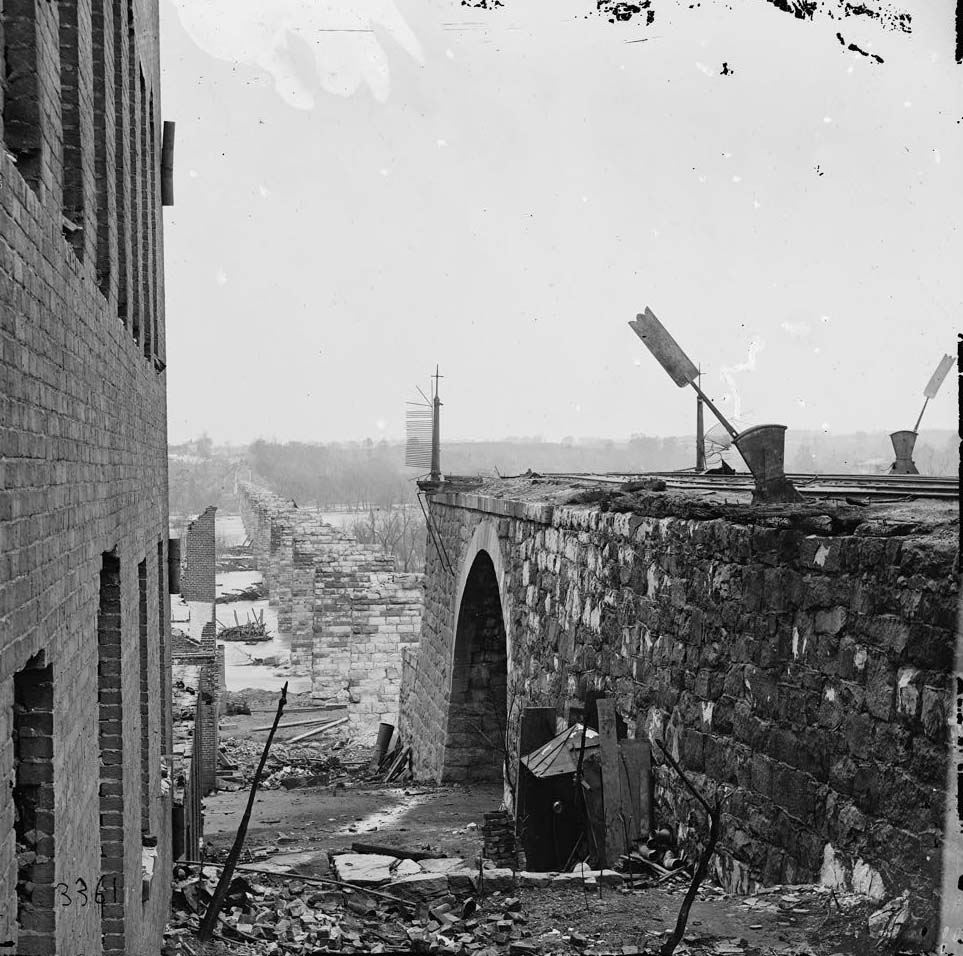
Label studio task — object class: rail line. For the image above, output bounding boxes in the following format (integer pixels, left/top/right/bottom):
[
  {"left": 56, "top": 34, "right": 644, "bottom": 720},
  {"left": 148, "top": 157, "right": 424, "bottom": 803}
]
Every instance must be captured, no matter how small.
[{"left": 537, "top": 472, "right": 959, "bottom": 501}]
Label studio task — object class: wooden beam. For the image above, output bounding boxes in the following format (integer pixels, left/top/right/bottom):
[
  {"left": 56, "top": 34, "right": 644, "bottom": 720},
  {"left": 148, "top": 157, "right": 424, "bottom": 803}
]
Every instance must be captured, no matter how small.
[
  {"left": 287, "top": 716, "right": 348, "bottom": 743},
  {"left": 619, "top": 738, "right": 651, "bottom": 842},
  {"left": 596, "top": 698, "right": 625, "bottom": 867}
]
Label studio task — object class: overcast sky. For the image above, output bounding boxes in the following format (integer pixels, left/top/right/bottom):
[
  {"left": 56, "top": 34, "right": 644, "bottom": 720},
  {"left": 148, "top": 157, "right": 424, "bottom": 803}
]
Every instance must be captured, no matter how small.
[{"left": 159, "top": 0, "right": 961, "bottom": 445}]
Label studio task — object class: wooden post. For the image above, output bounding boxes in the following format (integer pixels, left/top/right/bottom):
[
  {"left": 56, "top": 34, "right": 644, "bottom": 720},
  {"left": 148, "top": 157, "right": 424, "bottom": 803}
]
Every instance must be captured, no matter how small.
[
  {"left": 596, "top": 698, "right": 625, "bottom": 867},
  {"left": 198, "top": 682, "right": 288, "bottom": 943},
  {"left": 619, "top": 738, "right": 651, "bottom": 842}
]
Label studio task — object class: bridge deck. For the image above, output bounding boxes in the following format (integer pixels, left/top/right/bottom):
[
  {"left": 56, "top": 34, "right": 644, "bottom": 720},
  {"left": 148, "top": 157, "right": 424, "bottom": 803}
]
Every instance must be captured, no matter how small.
[{"left": 537, "top": 471, "right": 958, "bottom": 501}]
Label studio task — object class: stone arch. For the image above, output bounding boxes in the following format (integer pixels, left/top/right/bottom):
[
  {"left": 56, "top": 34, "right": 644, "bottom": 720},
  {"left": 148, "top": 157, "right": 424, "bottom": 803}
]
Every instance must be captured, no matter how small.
[{"left": 442, "top": 520, "right": 511, "bottom": 783}]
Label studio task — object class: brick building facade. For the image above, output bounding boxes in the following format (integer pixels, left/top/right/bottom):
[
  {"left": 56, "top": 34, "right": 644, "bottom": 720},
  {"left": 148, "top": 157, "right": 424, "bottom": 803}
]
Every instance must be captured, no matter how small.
[{"left": 0, "top": 1, "right": 172, "bottom": 953}]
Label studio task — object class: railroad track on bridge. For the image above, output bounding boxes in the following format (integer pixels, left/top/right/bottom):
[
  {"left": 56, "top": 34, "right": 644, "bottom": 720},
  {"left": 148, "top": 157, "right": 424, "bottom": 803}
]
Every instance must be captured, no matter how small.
[{"left": 540, "top": 472, "right": 959, "bottom": 501}]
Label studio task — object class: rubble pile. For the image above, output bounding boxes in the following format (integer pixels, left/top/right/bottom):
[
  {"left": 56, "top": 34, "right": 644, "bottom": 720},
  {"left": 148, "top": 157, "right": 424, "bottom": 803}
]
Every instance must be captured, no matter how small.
[
  {"left": 219, "top": 736, "right": 353, "bottom": 790},
  {"left": 162, "top": 863, "right": 599, "bottom": 956},
  {"left": 217, "top": 581, "right": 268, "bottom": 603},
  {"left": 216, "top": 546, "right": 257, "bottom": 572},
  {"left": 163, "top": 854, "right": 907, "bottom": 955}
]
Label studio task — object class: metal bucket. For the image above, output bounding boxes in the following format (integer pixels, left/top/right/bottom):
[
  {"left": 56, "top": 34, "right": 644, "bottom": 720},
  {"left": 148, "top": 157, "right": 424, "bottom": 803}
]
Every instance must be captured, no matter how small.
[
  {"left": 889, "top": 430, "right": 919, "bottom": 475},
  {"left": 734, "top": 424, "right": 803, "bottom": 504}
]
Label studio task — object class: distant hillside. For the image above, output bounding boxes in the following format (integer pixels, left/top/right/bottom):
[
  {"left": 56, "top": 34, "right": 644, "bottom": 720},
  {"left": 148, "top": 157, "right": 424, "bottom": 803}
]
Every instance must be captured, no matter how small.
[{"left": 168, "top": 429, "right": 957, "bottom": 518}]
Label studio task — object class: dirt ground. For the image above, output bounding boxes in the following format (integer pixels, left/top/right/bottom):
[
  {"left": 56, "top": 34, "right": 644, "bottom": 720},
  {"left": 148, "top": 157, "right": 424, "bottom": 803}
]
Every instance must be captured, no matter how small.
[
  {"left": 203, "top": 781, "right": 495, "bottom": 870},
  {"left": 186, "top": 694, "right": 904, "bottom": 956}
]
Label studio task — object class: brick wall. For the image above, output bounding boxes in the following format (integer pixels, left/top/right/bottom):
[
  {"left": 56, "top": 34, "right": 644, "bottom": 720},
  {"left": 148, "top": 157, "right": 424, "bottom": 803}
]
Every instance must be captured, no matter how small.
[
  {"left": 239, "top": 484, "right": 424, "bottom": 742},
  {"left": 181, "top": 506, "right": 217, "bottom": 605},
  {"left": 0, "top": 1, "right": 171, "bottom": 951},
  {"left": 400, "top": 482, "right": 958, "bottom": 934}
]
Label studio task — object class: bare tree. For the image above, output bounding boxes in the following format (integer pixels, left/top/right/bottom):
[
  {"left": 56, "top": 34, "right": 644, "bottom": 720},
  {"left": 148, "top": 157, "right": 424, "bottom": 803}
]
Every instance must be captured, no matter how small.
[{"left": 350, "top": 503, "right": 426, "bottom": 572}]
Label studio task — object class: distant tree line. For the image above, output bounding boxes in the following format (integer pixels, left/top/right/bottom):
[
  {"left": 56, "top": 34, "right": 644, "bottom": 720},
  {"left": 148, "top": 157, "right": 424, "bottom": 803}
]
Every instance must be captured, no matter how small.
[{"left": 168, "top": 428, "right": 956, "bottom": 538}]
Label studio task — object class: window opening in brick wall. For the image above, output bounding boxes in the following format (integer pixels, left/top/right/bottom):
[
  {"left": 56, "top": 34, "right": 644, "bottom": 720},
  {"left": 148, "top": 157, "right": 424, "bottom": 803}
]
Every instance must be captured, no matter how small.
[
  {"left": 92, "top": 0, "right": 111, "bottom": 297},
  {"left": 138, "top": 558, "right": 150, "bottom": 834},
  {"left": 14, "top": 651, "right": 56, "bottom": 955},
  {"left": 112, "top": 0, "right": 128, "bottom": 323},
  {"left": 97, "top": 550, "right": 127, "bottom": 955},
  {"left": 2, "top": 0, "right": 44, "bottom": 192},
  {"left": 59, "top": 0, "right": 87, "bottom": 259},
  {"left": 125, "top": 2, "right": 141, "bottom": 347},
  {"left": 157, "top": 540, "right": 169, "bottom": 753},
  {"left": 139, "top": 71, "right": 151, "bottom": 358}
]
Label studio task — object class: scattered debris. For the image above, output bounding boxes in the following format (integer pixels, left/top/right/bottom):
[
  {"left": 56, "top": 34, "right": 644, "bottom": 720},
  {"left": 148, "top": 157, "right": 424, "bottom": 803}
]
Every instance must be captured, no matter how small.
[
  {"left": 216, "top": 581, "right": 267, "bottom": 603},
  {"left": 218, "top": 609, "right": 272, "bottom": 642},
  {"left": 198, "top": 682, "right": 289, "bottom": 944},
  {"left": 218, "top": 736, "right": 353, "bottom": 790}
]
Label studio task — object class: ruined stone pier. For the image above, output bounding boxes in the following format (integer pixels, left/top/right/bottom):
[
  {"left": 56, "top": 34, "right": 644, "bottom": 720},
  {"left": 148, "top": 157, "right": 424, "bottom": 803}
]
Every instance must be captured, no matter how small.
[
  {"left": 399, "top": 476, "right": 958, "bottom": 937},
  {"left": 239, "top": 483, "right": 423, "bottom": 741}
]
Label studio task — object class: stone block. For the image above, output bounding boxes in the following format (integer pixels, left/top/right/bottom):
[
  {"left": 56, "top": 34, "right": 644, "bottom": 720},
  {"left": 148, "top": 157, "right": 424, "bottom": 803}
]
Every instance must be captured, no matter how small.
[
  {"left": 332, "top": 854, "right": 396, "bottom": 885},
  {"left": 478, "top": 866, "right": 516, "bottom": 893},
  {"left": 446, "top": 868, "right": 478, "bottom": 895},
  {"left": 388, "top": 872, "right": 450, "bottom": 903}
]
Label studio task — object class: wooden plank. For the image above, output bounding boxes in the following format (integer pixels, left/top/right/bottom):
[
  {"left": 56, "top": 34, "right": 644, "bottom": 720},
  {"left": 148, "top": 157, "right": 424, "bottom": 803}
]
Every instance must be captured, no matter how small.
[
  {"left": 619, "top": 738, "right": 650, "bottom": 842},
  {"left": 286, "top": 716, "right": 348, "bottom": 743},
  {"left": 596, "top": 698, "right": 624, "bottom": 867},
  {"left": 251, "top": 715, "right": 331, "bottom": 733},
  {"left": 617, "top": 747, "right": 637, "bottom": 847}
]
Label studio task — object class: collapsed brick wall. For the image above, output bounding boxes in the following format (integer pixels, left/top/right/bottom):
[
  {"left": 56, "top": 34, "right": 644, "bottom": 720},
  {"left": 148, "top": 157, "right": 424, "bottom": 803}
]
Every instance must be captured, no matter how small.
[
  {"left": 400, "top": 485, "right": 957, "bottom": 932},
  {"left": 239, "top": 484, "right": 424, "bottom": 741},
  {"left": 171, "top": 507, "right": 219, "bottom": 797},
  {"left": 0, "top": 0, "right": 171, "bottom": 950},
  {"left": 181, "top": 506, "right": 217, "bottom": 604}
]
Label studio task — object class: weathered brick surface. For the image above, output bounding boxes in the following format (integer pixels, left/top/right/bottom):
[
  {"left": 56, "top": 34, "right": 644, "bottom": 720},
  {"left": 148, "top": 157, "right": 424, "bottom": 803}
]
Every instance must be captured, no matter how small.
[
  {"left": 239, "top": 484, "right": 424, "bottom": 742},
  {"left": 400, "top": 483, "right": 957, "bottom": 930},
  {"left": 181, "top": 506, "right": 217, "bottom": 605},
  {"left": 0, "top": 0, "right": 171, "bottom": 951}
]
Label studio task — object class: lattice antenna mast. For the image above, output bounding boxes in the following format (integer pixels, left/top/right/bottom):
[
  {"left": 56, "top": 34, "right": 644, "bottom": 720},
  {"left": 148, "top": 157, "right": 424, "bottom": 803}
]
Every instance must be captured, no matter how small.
[
  {"left": 405, "top": 366, "right": 443, "bottom": 482},
  {"left": 431, "top": 365, "right": 443, "bottom": 482}
]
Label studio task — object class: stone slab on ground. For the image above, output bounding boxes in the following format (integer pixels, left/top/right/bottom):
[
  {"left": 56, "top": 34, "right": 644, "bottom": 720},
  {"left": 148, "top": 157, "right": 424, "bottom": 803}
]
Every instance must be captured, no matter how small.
[
  {"left": 446, "top": 867, "right": 478, "bottom": 895},
  {"left": 553, "top": 867, "right": 624, "bottom": 887},
  {"left": 388, "top": 872, "right": 451, "bottom": 903},
  {"left": 392, "top": 857, "right": 423, "bottom": 877},
  {"left": 421, "top": 857, "right": 466, "bottom": 874},
  {"left": 517, "top": 871, "right": 554, "bottom": 888},
  {"left": 332, "top": 853, "right": 396, "bottom": 885},
  {"left": 479, "top": 866, "right": 516, "bottom": 893}
]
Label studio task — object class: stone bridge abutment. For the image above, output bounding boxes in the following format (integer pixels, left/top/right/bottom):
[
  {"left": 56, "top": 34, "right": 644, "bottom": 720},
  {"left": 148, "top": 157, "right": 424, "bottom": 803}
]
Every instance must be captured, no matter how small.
[
  {"left": 238, "top": 483, "right": 423, "bottom": 741},
  {"left": 398, "top": 478, "right": 958, "bottom": 935}
]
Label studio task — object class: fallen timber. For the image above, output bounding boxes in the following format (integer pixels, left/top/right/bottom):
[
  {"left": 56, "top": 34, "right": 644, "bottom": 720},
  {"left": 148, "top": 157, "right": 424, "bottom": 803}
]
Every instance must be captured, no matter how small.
[{"left": 217, "top": 608, "right": 272, "bottom": 642}]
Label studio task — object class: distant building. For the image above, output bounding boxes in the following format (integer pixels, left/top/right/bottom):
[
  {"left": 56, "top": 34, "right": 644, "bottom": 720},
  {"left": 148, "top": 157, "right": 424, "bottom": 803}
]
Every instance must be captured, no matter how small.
[{"left": 0, "top": 1, "right": 173, "bottom": 953}]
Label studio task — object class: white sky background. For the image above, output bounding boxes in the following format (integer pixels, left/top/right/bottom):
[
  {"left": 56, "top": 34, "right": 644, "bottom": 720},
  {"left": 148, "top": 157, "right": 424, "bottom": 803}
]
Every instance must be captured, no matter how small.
[{"left": 160, "top": 0, "right": 961, "bottom": 445}]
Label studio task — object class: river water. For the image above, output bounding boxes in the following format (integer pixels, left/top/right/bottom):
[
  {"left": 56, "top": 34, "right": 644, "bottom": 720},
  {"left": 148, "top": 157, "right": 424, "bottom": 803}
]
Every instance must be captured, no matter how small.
[{"left": 216, "top": 512, "right": 312, "bottom": 694}]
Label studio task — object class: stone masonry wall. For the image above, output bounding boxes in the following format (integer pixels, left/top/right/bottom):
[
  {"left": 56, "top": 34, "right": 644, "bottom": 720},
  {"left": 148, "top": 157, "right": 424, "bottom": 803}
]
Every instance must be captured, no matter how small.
[
  {"left": 399, "top": 483, "right": 958, "bottom": 933},
  {"left": 0, "top": 0, "right": 171, "bottom": 951},
  {"left": 239, "top": 484, "right": 424, "bottom": 742}
]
